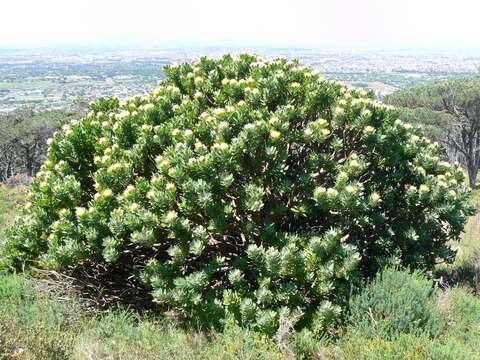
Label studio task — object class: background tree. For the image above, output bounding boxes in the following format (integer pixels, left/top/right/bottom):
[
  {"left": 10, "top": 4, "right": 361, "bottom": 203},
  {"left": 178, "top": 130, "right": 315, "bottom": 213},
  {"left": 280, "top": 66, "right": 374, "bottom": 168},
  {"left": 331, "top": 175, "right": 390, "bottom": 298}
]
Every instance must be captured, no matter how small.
[
  {"left": 0, "top": 106, "right": 86, "bottom": 182},
  {"left": 386, "top": 75, "right": 480, "bottom": 188}
]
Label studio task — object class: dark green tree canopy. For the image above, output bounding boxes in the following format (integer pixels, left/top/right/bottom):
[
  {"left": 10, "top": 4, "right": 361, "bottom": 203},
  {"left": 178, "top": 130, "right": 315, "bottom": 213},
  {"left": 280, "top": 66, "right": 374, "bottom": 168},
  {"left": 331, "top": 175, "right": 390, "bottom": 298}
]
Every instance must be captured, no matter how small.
[{"left": 387, "top": 75, "right": 480, "bottom": 188}]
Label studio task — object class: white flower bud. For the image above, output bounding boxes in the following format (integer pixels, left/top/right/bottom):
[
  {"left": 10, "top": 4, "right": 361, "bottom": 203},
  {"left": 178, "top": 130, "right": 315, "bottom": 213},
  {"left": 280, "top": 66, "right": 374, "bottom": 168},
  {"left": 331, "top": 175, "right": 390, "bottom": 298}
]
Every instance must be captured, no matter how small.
[
  {"left": 218, "top": 122, "right": 229, "bottom": 131},
  {"left": 327, "top": 188, "right": 338, "bottom": 198},
  {"left": 129, "top": 203, "right": 140, "bottom": 212},
  {"left": 270, "top": 129, "right": 282, "bottom": 140},
  {"left": 102, "top": 188, "right": 113, "bottom": 197},
  {"left": 165, "top": 210, "right": 178, "bottom": 222},
  {"left": 75, "top": 207, "right": 87, "bottom": 218},
  {"left": 314, "top": 186, "right": 327, "bottom": 199},
  {"left": 419, "top": 184, "right": 430, "bottom": 193}
]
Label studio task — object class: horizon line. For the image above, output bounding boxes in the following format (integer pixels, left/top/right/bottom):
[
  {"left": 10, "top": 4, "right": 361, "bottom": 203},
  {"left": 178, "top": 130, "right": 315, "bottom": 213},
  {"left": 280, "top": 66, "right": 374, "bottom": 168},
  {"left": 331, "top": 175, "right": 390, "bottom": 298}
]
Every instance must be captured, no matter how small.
[{"left": 1, "top": 41, "right": 480, "bottom": 54}]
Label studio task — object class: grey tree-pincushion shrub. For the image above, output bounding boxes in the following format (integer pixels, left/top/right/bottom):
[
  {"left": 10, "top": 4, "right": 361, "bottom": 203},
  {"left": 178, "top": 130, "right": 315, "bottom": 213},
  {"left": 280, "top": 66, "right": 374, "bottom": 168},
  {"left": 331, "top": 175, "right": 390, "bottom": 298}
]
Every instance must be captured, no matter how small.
[{"left": 1, "top": 54, "right": 474, "bottom": 334}]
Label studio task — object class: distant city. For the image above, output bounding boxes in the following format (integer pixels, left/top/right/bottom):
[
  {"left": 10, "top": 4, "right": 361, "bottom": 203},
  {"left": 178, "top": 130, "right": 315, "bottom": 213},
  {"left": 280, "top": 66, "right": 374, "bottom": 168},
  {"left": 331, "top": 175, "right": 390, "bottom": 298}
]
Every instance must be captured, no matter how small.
[{"left": 1, "top": 47, "right": 479, "bottom": 113}]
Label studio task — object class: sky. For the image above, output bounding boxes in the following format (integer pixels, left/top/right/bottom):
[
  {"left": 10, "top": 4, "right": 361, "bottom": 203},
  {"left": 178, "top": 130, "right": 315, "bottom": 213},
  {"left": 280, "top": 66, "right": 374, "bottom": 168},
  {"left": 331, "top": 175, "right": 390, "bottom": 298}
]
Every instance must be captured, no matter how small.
[{"left": 1, "top": 0, "right": 479, "bottom": 49}]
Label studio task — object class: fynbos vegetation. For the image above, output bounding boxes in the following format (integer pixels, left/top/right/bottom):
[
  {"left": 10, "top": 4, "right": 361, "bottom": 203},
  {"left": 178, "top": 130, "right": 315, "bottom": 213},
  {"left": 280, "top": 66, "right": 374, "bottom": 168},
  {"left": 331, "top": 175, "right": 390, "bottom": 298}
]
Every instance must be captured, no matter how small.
[{"left": 1, "top": 55, "right": 474, "bottom": 336}]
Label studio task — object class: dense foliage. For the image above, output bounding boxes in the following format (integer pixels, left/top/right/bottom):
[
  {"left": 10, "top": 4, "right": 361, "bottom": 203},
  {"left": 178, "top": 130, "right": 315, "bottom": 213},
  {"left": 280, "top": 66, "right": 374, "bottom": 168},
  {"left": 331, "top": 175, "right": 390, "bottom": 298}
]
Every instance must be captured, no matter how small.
[{"left": 1, "top": 54, "right": 474, "bottom": 333}]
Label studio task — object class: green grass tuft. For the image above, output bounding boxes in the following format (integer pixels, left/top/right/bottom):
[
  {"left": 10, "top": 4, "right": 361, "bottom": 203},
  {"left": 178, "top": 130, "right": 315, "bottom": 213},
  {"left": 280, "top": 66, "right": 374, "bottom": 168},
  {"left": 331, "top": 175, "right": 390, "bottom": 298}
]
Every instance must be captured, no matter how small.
[{"left": 0, "top": 185, "right": 25, "bottom": 241}]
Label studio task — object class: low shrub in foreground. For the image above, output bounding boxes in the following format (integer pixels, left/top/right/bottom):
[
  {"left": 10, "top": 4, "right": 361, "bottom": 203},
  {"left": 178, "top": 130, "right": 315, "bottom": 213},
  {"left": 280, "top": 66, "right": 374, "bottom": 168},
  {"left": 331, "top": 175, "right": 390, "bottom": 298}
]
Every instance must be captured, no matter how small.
[
  {"left": 1, "top": 54, "right": 474, "bottom": 334},
  {"left": 348, "top": 267, "right": 442, "bottom": 338},
  {"left": 335, "top": 285, "right": 480, "bottom": 360}
]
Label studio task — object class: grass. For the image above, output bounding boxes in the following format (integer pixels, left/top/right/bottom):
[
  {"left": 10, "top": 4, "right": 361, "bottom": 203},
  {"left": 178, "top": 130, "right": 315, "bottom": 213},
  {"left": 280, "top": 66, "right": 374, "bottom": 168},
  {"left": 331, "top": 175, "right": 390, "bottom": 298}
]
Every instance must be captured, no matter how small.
[
  {"left": 435, "top": 189, "right": 480, "bottom": 293},
  {"left": 2, "top": 272, "right": 480, "bottom": 359},
  {"left": 454, "top": 189, "right": 480, "bottom": 262},
  {"left": 0, "top": 274, "right": 85, "bottom": 359},
  {"left": 0, "top": 185, "right": 25, "bottom": 242},
  {"left": 0, "top": 274, "right": 288, "bottom": 360}
]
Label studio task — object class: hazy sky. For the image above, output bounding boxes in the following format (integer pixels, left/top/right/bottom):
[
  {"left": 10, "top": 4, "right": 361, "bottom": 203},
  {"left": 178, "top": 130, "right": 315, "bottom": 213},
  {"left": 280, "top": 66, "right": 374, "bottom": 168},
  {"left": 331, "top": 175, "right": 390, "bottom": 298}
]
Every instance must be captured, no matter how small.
[{"left": 2, "top": 0, "right": 479, "bottom": 49}]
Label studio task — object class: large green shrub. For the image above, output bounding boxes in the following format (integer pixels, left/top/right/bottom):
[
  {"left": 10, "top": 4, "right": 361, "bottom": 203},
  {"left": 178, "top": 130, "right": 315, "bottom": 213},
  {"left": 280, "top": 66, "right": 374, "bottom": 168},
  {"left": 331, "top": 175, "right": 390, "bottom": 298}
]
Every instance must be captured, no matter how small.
[{"left": 1, "top": 54, "right": 474, "bottom": 333}]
